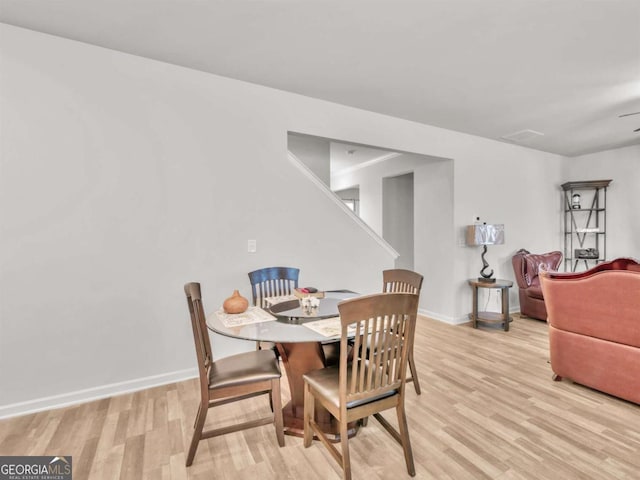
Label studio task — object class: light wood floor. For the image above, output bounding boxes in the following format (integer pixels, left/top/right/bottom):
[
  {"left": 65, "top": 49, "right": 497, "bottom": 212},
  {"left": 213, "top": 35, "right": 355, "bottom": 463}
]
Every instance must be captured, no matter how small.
[{"left": 1, "top": 315, "right": 639, "bottom": 479}]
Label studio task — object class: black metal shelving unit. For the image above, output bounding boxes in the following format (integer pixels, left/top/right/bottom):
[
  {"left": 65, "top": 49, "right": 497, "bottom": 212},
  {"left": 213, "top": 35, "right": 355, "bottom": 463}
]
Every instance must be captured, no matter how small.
[{"left": 561, "top": 179, "right": 612, "bottom": 272}]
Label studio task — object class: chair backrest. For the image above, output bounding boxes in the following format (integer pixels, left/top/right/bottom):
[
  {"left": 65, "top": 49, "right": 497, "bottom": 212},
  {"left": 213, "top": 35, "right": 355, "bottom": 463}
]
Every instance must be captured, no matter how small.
[
  {"left": 184, "top": 282, "right": 213, "bottom": 397},
  {"left": 248, "top": 267, "right": 300, "bottom": 307},
  {"left": 337, "top": 293, "right": 419, "bottom": 409},
  {"left": 540, "top": 264, "right": 640, "bottom": 342},
  {"left": 540, "top": 257, "right": 640, "bottom": 280},
  {"left": 512, "top": 249, "right": 563, "bottom": 288},
  {"left": 382, "top": 269, "right": 424, "bottom": 296}
]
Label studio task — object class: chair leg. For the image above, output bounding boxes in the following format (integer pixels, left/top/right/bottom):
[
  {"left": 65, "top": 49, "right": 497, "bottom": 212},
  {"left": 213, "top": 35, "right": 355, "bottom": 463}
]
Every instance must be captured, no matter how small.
[
  {"left": 303, "top": 382, "right": 315, "bottom": 448},
  {"left": 340, "top": 420, "right": 352, "bottom": 480},
  {"left": 408, "top": 351, "right": 421, "bottom": 395},
  {"left": 192, "top": 404, "right": 202, "bottom": 428},
  {"left": 186, "top": 401, "right": 208, "bottom": 467},
  {"left": 396, "top": 403, "right": 415, "bottom": 477},
  {"left": 271, "top": 379, "right": 285, "bottom": 447}
]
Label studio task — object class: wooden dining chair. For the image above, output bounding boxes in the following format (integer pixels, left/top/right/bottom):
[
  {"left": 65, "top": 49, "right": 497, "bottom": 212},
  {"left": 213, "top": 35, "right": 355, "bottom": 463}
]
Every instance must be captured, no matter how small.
[
  {"left": 303, "top": 293, "right": 418, "bottom": 480},
  {"left": 248, "top": 266, "right": 300, "bottom": 351},
  {"left": 248, "top": 266, "right": 300, "bottom": 308},
  {"left": 183, "top": 282, "right": 284, "bottom": 467},
  {"left": 383, "top": 269, "right": 424, "bottom": 395}
]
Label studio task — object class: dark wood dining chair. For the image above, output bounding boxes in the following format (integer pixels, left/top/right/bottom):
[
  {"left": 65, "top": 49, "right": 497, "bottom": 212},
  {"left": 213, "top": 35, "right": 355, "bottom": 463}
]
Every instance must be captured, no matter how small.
[
  {"left": 248, "top": 266, "right": 300, "bottom": 308},
  {"left": 303, "top": 293, "right": 418, "bottom": 480},
  {"left": 183, "top": 282, "right": 284, "bottom": 466},
  {"left": 248, "top": 266, "right": 300, "bottom": 351},
  {"left": 383, "top": 269, "right": 424, "bottom": 394}
]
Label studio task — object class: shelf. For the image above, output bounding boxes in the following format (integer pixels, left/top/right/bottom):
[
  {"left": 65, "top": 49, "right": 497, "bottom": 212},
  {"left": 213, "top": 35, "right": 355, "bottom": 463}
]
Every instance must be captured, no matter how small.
[
  {"left": 561, "top": 179, "right": 612, "bottom": 190},
  {"left": 566, "top": 258, "right": 604, "bottom": 262},
  {"left": 562, "top": 179, "right": 610, "bottom": 273},
  {"left": 564, "top": 208, "right": 605, "bottom": 212}
]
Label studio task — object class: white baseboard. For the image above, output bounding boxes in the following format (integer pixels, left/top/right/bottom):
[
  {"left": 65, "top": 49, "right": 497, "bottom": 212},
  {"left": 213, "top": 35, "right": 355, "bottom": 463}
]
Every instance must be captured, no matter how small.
[
  {"left": 0, "top": 368, "right": 198, "bottom": 420},
  {"left": 420, "top": 309, "right": 469, "bottom": 325}
]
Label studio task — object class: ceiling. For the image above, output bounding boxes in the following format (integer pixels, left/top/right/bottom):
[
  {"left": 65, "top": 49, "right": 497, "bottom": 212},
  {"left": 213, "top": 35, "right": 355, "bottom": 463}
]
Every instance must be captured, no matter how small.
[{"left": 1, "top": 0, "right": 639, "bottom": 157}]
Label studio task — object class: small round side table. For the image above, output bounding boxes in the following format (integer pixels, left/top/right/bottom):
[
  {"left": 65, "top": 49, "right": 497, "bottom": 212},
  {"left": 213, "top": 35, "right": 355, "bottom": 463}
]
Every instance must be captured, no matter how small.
[{"left": 467, "top": 279, "right": 513, "bottom": 331}]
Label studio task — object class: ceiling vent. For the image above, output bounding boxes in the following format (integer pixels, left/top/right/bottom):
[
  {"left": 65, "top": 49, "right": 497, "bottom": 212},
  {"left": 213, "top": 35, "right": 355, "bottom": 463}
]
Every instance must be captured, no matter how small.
[{"left": 501, "top": 129, "right": 545, "bottom": 143}]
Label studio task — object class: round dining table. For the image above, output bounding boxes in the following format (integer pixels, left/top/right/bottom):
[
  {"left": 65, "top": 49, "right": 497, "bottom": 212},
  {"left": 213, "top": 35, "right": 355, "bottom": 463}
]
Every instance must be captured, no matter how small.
[{"left": 207, "top": 290, "right": 359, "bottom": 440}]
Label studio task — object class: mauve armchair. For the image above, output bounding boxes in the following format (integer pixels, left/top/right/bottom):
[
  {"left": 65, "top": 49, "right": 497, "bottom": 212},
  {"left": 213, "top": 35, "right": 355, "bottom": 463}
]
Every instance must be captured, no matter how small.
[{"left": 512, "top": 249, "right": 563, "bottom": 320}]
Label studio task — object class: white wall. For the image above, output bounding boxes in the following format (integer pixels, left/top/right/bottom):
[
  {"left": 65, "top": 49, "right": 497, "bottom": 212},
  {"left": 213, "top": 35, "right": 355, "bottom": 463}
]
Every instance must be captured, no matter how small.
[
  {"left": 563, "top": 144, "right": 640, "bottom": 259},
  {"left": 287, "top": 133, "right": 331, "bottom": 185},
  {"left": 415, "top": 159, "right": 456, "bottom": 317},
  {"left": 0, "top": 25, "right": 395, "bottom": 413},
  {"left": 1, "top": 24, "right": 565, "bottom": 415},
  {"left": 332, "top": 149, "right": 565, "bottom": 320},
  {"left": 333, "top": 154, "right": 452, "bottom": 313},
  {"left": 332, "top": 154, "right": 441, "bottom": 238},
  {"left": 383, "top": 172, "right": 414, "bottom": 269}
]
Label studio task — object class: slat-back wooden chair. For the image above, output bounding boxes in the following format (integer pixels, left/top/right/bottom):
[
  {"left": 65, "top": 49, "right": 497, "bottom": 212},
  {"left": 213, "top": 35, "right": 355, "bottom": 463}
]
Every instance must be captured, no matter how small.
[
  {"left": 303, "top": 293, "right": 418, "bottom": 480},
  {"left": 248, "top": 266, "right": 300, "bottom": 308},
  {"left": 248, "top": 266, "right": 300, "bottom": 351},
  {"left": 383, "top": 269, "right": 424, "bottom": 394},
  {"left": 184, "top": 282, "right": 284, "bottom": 466}
]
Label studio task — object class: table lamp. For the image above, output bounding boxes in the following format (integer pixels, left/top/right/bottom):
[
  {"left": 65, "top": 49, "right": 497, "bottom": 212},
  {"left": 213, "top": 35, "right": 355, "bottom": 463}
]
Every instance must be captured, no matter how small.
[{"left": 466, "top": 223, "right": 505, "bottom": 283}]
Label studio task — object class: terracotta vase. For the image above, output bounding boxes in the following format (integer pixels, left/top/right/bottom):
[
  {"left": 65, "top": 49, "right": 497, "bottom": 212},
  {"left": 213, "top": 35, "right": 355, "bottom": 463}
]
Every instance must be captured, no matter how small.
[{"left": 223, "top": 289, "right": 249, "bottom": 314}]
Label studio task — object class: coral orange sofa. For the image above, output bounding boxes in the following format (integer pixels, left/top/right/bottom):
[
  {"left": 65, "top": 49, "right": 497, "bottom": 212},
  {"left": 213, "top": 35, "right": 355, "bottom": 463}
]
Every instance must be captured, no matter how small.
[{"left": 540, "top": 258, "right": 640, "bottom": 404}]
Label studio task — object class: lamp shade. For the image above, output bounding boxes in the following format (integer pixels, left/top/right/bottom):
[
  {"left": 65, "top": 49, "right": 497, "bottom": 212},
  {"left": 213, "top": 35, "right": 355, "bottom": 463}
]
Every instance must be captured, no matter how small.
[{"left": 466, "top": 224, "right": 505, "bottom": 246}]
